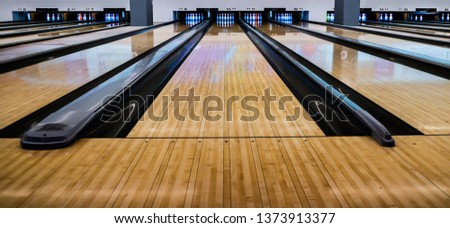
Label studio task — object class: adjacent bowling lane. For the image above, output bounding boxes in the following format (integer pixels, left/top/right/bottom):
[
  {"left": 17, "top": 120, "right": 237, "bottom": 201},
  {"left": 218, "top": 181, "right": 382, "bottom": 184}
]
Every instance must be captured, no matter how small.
[
  {"left": 0, "top": 22, "right": 128, "bottom": 47},
  {"left": 361, "top": 24, "right": 450, "bottom": 39},
  {"left": 129, "top": 23, "right": 324, "bottom": 138},
  {"left": 297, "top": 22, "right": 450, "bottom": 62},
  {"left": 0, "top": 22, "right": 190, "bottom": 130},
  {"left": 367, "top": 21, "right": 450, "bottom": 32},
  {"left": 0, "top": 25, "right": 141, "bottom": 62},
  {"left": 0, "top": 22, "right": 93, "bottom": 35},
  {"left": 258, "top": 23, "right": 450, "bottom": 134}
]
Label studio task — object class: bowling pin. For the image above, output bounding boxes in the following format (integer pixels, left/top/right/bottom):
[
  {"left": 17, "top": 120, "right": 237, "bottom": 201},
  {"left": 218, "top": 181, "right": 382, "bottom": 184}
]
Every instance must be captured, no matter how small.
[
  {"left": 331, "top": 13, "right": 334, "bottom": 22},
  {"left": 27, "top": 12, "right": 31, "bottom": 21},
  {"left": 447, "top": 14, "right": 450, "bottom": 21},
  {"left": 442, "top": 14, "right": 445, "bottom": 21},
  {"left": 414, "top": 15, "right": 418, "bottom": 21},
  {"left": 362, "top": 13, "right": 366, "bottom": 22},
  {"left": 389, "top": 13, "right": 393, "bottom": 21},
  {"left": 384, "top": 13, "right": 388, "bottom": 21},
  {"left": 420, "top": 15, "right": 423, "bottom": 21},
  {"left": 46, "top": 13, "right": 50, "bottom": 22},
  {"left": 83, "top": 13, "right": 87, "bottom": 21},
  {"left": 57, "top": 14, "right": 60, "bottom": 21}
]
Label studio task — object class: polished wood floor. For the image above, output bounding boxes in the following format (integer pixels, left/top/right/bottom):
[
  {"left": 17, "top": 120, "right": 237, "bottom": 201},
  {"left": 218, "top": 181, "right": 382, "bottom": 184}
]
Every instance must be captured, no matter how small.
[
  {"left": 0, "top": 135, "right": 448, "bottom": 208},
  {"left": 129, "top": 25, "right": 324, "bottom": 138},
  {"left": 0, "top": 23, "right": 130, "bottom": 47},
  {"left": 262, "top": 23, "right": 450, "bottom": 134},
  {"left": 0, "top": 24, "right": 138, "bottom": 60},
  {"left": 0, "top": 23, "right": 188, "bottom": 130},
  {"left": 0, "top": 23, "right": 449, "bottom": 208}
]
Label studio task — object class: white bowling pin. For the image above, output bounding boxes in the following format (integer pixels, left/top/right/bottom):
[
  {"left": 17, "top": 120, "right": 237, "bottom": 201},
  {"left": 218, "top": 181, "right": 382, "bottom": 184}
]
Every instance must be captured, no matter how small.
[
  {"left": 47, "top": 13, "right": 50, "bottom": 21},
  {"left": 27, "top": 13, "right": 31, "bottom": 21},
  {"left": 83, "top": 13, "right": 87, "bottom": 21},
  {"left": 389, "top": 13, "right": 393, "bottom": 21},
  {"left": 420, "top": 15, "right": 423, "bottom": 21},
  {"left": 415, "top": 15, "right": 418, "bottom": 21},
  {"left": 57, "top": 14, "right": 60, "bottom": 21},
  {"left": 362, "top": 13, "right": 366, "bottom": 22},
  {"left": 447, "top": 14, "right": 450, "bottom": 21}
]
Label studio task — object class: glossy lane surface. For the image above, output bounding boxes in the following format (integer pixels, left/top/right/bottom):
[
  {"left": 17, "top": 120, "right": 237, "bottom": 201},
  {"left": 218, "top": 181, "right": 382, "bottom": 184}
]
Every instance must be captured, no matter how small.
[
  {"left": 0, "top": 23, "right": 189, "bottom": 130},
  {"left": 259, "top": 23, "right": 450, "bottom": 134}
]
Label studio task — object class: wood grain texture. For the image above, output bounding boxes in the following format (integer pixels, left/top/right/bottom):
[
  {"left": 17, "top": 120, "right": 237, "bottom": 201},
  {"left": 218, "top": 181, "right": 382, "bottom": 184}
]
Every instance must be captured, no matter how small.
[
  {"left": 129, "top": 24, "right": 324, "bottom": 138},
  {"left": 0, "top": 23, "right": 188, "bottom": 130},
  {"left": 1, "top": 135, "right": 449, "bottom": 208},
  {"left": 301, "top": 22, "right": 450, "bottom": 61},
  {"left": 261, "top": 23, "right": 450, "bottom": 135},
  {"left": 0, "top": 25, "right": 142, "bottom": 60},
  {"left": 306, "top": 136, "right": 450, "bottom": 207}
]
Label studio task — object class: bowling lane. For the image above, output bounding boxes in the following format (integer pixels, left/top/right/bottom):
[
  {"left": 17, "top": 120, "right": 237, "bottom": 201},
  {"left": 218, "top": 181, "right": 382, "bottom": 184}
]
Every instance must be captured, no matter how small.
[
  {"left": 297, "top": 22, "right": 450, "bottom": 62},
  {"left": 259, "top": 23, "right": 450, "bottom": 135},
  {"left": 129, "top": 23, "right": 324, "bottom": 138},
  {"left": 0, "top": 22, "right": 91, "bottom": 35},
  {"left": 0, "top": 22, "right": 128, "bottom": 46},
  {"left": 368, "top": 21, "right": 450, "bottom": 31},
  {"left": 0, "top": 25, "right": 140, "bottom": 62},
  {"left": 0, "top": 22, "right": 189, "bottom": 130},
  {"left": 361, "top": 24, "right": 450, "bottom": 39}
]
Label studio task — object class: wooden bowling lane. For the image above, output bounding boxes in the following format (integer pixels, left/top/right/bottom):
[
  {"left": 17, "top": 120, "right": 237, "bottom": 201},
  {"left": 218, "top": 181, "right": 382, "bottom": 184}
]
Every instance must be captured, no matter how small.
[
  {"left": 0, "top": 22, "right": 189, "bottom": 130},
  {"left": 0, "top": 22, "right": 128, "bottom": 47},
  {"left": 298, "top": 22, "right": 450, "bottom": 62},
  {"left": 0, "top": 135, "right": 448, "bottom": 207},
  {"left": 361, "top": 24, "right": 450, "bottom": 40},
  {"left": 0, "top": 22, "right": 83, "bottom": 35},
  {"left": 0, "top": 25, "right": 142, "bottom": 62},
  {"left": 259, "top": 23, "right": 450, "bottom": 135},
  {"left": 129, "top": 24, "right": 324, "bottom": 139}
]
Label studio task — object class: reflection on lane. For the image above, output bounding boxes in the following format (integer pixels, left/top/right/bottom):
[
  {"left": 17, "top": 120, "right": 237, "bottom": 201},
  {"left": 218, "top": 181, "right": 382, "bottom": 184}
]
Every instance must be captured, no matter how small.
[
  {"left": 0, "top": 22, "right": 190, "bottom": 130},
  {"left": 0, "top": 22, "right": 128, "bottom": 46},
  {"left": 363, "top": 24, "right": 450, "bottom": 38},
  {"left": 0, "top": 22, "right": 95, "bottom": 35},
  {"left": 296, "top": 22, "right": 450, "bottom": 62},
  {"left": 257, "top": 23, "right": 450, "bottom": 134}
]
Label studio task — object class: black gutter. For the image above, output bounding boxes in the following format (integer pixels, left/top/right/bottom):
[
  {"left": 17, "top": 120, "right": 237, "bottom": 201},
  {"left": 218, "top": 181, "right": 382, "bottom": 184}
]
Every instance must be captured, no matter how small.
[
  {"left": 0, "top": 20, "right": 85, "bottom": 31},
  {"left": 19, "top": 20, "right": 211, "bottom": 149},
  {"left": 0, "top": 20, "right": 193, "bottom": 138},
  {"left": 0, "top": 21, "right": 119, "bottom": 38},
  {"left": 303, "top": 20, "right": 450, "bottom": 47},
  {"left": 363, "top": 21, "right": 450, "bottom": 33},
  {"left": 84, "top": 21, "right": 212, "bottom": 138},
  {"left": 242, "top": 20, "right": 421, "bottom": 146},
  {"left": 0, "top": 20, "right": 177, "bottom": 74},
  {"left": 273, "top": 21, "right": 450, "bottom": 80},
  {"left": 0, "top": 23, "right": 129, "bottom": 49}
]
